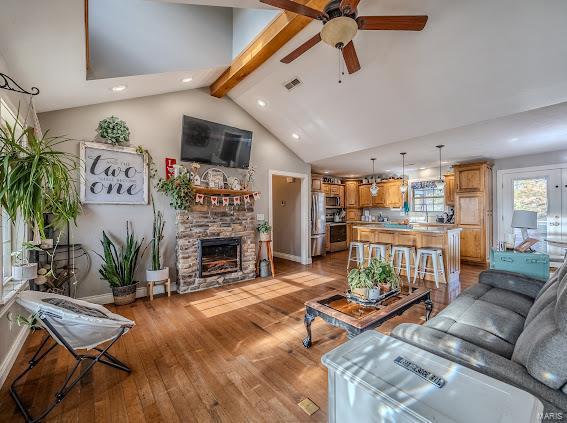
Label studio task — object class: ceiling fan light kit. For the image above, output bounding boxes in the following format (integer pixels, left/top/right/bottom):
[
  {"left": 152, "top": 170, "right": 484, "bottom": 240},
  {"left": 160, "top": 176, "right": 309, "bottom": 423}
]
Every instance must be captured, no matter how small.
[{"left": 262, "top": 0, "right": 428, "bottom": 78}]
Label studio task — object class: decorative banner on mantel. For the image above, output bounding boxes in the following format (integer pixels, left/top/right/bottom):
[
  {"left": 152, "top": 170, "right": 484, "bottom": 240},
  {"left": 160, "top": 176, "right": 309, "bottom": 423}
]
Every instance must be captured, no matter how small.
[{"left": 192, "top": 192, "right": 261, "bottom": 207}]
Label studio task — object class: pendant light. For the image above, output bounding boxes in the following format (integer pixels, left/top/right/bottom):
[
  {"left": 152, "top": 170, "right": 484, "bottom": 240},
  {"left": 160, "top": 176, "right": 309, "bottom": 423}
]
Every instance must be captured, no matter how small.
[
  {"left": 436, "top": 145, "right": 445, "bottom": 189},
  {"left": 400, "top": 152, "right": 408, "bottom": 193},
  {"left": 370, "top": 158, "right": 379, "bottom": 197}
]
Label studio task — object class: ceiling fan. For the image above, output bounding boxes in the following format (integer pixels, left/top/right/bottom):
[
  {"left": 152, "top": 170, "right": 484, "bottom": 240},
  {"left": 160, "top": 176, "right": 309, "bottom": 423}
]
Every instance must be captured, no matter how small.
[{"left": 260, "top": 0, "right": 428, "bottom": 75}]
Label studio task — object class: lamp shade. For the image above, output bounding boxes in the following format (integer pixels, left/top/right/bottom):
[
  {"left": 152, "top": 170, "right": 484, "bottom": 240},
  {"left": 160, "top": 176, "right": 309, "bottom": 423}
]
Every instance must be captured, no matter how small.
[{"left": 511, "top": 210, "right": 538, "bottom": 229}]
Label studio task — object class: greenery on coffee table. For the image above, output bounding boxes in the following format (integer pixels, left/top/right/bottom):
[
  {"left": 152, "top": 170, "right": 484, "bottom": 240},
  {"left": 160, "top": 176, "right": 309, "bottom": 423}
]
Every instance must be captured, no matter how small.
[
  {"left": 156, "top": 172, "right": 195, "bottom": 210},
  {"left": 366, "top": 257, "right": 399, "bottom": 290},
  {"left": 96, "top": 222, "right": 147, "bottom": 288},
  {"left": 347, "top": 267, "right": 374, "bottom": 290},
  {"left": 97, "top": 116, "right": 130, "bottom": 145}
]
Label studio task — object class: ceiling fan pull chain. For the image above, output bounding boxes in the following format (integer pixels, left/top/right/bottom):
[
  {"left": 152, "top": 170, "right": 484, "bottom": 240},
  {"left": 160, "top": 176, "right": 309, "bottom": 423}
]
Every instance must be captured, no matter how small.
[{"left": 338, "top": 48, "right": 342, "bottom": 84}]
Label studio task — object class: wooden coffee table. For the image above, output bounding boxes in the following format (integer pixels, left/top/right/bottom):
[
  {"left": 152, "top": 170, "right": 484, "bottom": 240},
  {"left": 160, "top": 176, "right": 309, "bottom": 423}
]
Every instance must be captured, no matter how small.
[{"left": 303, "top": 287, "right": 432, "bottom": 348}]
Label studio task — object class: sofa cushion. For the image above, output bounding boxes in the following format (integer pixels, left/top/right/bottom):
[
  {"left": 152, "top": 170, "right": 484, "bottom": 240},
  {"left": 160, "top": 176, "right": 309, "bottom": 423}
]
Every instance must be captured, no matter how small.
[
  {"left": 513, "top": 271, "right": 567, "bottom": 390},
  {"left": 538, "top": 257, "right": 567, "bottom": 300},
  {"left": 477, "top": 287, "right": 533, "bottom": 318}
]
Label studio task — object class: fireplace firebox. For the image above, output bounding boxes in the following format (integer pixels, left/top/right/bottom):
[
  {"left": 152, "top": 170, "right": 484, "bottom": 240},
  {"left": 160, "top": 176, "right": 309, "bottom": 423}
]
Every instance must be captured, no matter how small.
[{"left": 198, "top": 237, "right": 242, "bottom": 277}]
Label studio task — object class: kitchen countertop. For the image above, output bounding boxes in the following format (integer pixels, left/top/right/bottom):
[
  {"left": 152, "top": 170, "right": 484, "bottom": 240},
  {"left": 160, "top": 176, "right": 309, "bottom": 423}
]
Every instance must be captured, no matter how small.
[
  {"left": 352, "top": 224, "right": 461, "bottom": 234},
  {"left": 327, "top": 222, "right": 347, "bottom": 226},
  {"left": 347, "top": 221, "right": 456, "bottom": 227}
]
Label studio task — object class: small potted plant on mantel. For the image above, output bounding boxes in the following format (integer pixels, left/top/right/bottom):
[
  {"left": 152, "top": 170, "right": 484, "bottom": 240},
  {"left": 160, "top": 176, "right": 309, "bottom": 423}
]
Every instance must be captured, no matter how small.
[
  {"left": 97, "top": 222, "right": 146, "bottom": 306},
  {"left": 257, "top": 221, "right": 272, "bottom": 242},
  {"left": 146, "top": 203, "right": 168, "bottom": 282}
]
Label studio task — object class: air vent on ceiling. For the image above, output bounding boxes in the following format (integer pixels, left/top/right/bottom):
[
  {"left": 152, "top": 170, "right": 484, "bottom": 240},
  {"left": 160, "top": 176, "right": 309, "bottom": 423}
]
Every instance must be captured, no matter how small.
[{"left": 284, "top": 77, "right": 302, "bottom": 91}]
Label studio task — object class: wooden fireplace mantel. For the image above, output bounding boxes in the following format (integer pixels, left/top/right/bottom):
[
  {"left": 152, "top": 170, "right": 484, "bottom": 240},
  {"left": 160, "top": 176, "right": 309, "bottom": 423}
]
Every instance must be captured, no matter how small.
[{"left": 194, "top": 187, "right": 256, "bottom": 196}]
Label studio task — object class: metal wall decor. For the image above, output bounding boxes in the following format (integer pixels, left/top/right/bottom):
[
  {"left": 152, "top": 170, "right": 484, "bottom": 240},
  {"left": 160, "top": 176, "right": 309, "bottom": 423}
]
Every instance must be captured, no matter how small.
[{"left": 0, "top": 72, "right": 40, "bottom": 96}]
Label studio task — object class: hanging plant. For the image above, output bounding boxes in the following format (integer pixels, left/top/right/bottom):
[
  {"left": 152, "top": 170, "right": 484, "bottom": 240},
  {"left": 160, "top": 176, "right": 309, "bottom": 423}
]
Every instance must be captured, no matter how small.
[
  {"left": 97, "top": 116, "right": 130, "bottom": 145},
  {"left": 156, "top": 173, "right": 195, "bottom": 210}
]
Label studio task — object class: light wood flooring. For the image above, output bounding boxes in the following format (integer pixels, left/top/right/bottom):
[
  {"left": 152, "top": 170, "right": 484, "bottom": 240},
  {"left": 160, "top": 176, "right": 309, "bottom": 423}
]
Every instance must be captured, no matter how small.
[{"left": 0, "top": 251, "right": 485, "bottom": 422}]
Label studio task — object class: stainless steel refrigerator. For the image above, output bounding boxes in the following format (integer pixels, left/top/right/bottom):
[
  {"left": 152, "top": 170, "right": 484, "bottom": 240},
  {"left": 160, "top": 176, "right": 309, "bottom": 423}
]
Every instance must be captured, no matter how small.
[{"left": 311, "top": 192, "right": 326, "bottom": 256}]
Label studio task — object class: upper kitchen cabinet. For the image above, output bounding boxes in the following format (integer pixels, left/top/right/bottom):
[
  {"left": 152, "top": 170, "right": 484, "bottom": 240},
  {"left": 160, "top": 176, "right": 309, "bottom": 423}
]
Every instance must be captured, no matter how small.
[
  {"left": 444, "top": 174, "right": 455, "bottom": 206},
  {"left": 312, "top": 176, "right": 322, "bottom": 192},
  {"left": 358, "top": 184, "right": 372, "bottom": 208},
  {"left": 383, "top": 180, "right": 403, "bottom": 208},
  {"left": 455, "top": 162, "right": 491, "bottom": 193},
  {"left": 345, "top": 180, "right": 359, "bottom": 208}
]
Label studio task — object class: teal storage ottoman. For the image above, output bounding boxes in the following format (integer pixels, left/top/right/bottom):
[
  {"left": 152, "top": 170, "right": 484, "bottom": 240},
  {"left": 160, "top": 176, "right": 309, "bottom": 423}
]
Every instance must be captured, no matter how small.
[{"left": 490, "top": 248, "right": 550, "bottom": 281}]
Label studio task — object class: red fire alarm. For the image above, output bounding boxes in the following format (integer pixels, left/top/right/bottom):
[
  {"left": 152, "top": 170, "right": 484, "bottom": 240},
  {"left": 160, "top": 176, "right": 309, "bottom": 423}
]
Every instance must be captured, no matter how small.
[{"left": 165, "top": 158, "right": 176, "bottom": 179}]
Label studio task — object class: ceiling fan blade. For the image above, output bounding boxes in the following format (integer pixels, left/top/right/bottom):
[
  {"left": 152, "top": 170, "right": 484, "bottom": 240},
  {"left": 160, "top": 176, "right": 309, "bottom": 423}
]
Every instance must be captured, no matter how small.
[
  {"left": 260, "top": 0, "right": 323, "bottom": 19},
  {"left": 342, "top": 41, "right": 361, "bottom": 74},
  {"left": 339, "top": 0, "right": 360, "bottom": 13},
  {"left": 281, "top": 33, "right": 322, "bottom": 63},
  {"left": 357, "top": 15, "right": 428, "bottom": 31}
]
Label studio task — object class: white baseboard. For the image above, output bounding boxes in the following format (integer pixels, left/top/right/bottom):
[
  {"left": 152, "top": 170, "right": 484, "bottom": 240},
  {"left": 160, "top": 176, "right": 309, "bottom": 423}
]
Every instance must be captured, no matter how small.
[
  {"left": 0, "top": 325, "right": 29, "bottom": 389},
  {"left": 273, "top": 251, "right": 310, "bottom": 264},
  {"left": 81, "top": 283, "right": 178, "bottom": 305}
]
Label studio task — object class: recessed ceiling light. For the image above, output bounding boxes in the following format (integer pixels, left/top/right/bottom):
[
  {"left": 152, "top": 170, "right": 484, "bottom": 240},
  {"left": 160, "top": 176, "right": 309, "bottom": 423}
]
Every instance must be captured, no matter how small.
[
  {"left": 292, "top": 133, "right": 300, "bottom": 140},
  {"left": 323, "top": 171, "right": 330, "bottom": 174},
  {"left": 111, "top": 85, "right": 127, "bottom": 92},
  {"left": 385, "top": 169, "right": 391, "bottom": 172},
  {"left": 257, "top": 99, "right": 267, "bottom": 107},
  {"left": 181, "top": 77, "right": 193, "bottom": 83},
  {"left": 419, "top": 167, "right": 427, "bottom": 170},
  {"left": 509, "top": 137, "right": 519, "bottom": 143}
]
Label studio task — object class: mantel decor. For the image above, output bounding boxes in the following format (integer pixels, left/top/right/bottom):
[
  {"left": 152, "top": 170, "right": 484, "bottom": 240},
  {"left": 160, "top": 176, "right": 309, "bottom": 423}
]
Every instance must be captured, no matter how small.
[{"left": 80, "top": 142, "right": 149, "bottom": 205}]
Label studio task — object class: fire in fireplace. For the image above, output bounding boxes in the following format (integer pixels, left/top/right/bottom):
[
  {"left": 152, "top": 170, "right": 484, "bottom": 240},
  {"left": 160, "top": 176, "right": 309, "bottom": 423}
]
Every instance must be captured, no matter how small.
[{"left": 198, "top": 238, "right": 242, "bottom": 277}]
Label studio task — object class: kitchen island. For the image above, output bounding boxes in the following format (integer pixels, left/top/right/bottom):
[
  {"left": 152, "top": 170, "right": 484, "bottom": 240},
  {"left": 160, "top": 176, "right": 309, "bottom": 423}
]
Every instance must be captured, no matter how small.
[{"left": 352, "top": 225, "right": 462, "bottom": 283}]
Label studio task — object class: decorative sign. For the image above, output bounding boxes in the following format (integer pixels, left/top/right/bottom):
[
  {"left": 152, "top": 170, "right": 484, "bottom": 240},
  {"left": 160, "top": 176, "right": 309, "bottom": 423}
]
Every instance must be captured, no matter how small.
[
  {"left": 80, "top": 142, "right": 149, "bottom": 205},
  {"left": 394, "top": 356, "right": 446, "bottom": 388},
  {"left": 165, "top": 158, "right": 176, "bottom": 180}
]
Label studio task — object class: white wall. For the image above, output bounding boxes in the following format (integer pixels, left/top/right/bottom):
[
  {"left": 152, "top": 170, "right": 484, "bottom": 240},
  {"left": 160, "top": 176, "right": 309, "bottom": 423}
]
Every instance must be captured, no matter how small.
[
  {"left": 38, "top": 88, "right": 310, "bottom": 299},
  {"left": 231, "top": 8, "right": 279, "bottom": 59},
  {"left": 88, "top": 0, "right": 233, "bottom": 79},
  {"left": 272, "top": 175, "right": 301, "bottom": 257}
]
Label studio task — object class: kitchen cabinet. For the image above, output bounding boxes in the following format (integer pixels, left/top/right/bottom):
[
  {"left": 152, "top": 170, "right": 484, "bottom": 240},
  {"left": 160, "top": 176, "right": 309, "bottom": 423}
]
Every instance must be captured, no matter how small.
[
  {"left": 312, "top": 176, "right": 322, "bottom": 192},
  {"left": 383, "top": 180, "right": 403, "bottom": 208},
  {"left": 372, "top": 184, "right": 385, "bottom": 207},
  {"left": 339, "top": 185, "right": 345, "bottom": 207},
  {"left": 330, "top": 185, "right": 341, "bottom": 196},
  {"left": 454, "top": 162, "right": 492, "bottom": 264},
  {"left": 325, "top": 223, "right": 331, "bottom": 252},
  {"left": 444, "top": 174, "right": 455, "bottom": 206},
  {"left": 358, "top": 185, "right": 372, "bottom": 207},
  {"left": 322, "top": 183, "right": 331, "bottom": 195},
  {"left": 345, "top": 181, "right": 359, "bottom": 207},
  {"left": 346, "top": 209, "right": 361, "bottom": 221},
  {"left": 346, "top": 223, "right": 353, "bottom": 245}
]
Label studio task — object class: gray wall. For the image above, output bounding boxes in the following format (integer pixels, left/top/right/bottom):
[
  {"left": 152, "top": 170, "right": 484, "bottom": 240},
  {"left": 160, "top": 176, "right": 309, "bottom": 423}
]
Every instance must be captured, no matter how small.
[
  {"left": 492, "top": 149, "right": 567, "bottom": 241},
  {"left": 232, "top": 8, "right": 279, "bottom": 58},
  {"left": 38, "top": 88, "right": 310, "bottom": 299},
  {"left": 272, "top": 175, "right": 301, "bottom": 257},
  {"left": 88, "top": 0, "right": 233, "bottom": 79}
]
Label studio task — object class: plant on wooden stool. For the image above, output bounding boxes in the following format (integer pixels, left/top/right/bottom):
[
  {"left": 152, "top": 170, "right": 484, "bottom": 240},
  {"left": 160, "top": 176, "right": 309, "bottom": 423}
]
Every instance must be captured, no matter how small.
[
  {"left": 257, "top": 221, "right": 272, "bottom": 241},
  {"left": 97, "top": 222, "right": 147, "bottom": 305},
  {"left": 347, "top": 267, "right": 373, "bottom": 299},
  {"left": 367, "top": 257, "right": 399, "bottom": 293},
  {"left": 146, "top": 202, "right": 168, "bottom": 282}
]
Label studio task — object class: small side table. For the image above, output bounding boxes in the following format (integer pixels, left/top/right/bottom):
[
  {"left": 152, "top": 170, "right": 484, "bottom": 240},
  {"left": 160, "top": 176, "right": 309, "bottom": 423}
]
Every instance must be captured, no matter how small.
[
  {"left": 147, "top": 278, "right": 171, "bottom": 301},
  {"left": 256, "top": 240, "right": 275, "bottom": 278}
]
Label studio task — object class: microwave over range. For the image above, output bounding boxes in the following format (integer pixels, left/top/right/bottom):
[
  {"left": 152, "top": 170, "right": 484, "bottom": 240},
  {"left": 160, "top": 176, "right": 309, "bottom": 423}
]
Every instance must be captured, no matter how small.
[{"left": 325, "top": 195, "right": 341, "bottom": 207}]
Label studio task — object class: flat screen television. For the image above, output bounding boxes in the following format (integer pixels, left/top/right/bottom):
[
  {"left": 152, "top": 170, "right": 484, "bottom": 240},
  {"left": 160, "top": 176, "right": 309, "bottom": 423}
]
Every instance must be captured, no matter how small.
[{"left": 180, "top": 115, "right": 252, "bottom": 169}]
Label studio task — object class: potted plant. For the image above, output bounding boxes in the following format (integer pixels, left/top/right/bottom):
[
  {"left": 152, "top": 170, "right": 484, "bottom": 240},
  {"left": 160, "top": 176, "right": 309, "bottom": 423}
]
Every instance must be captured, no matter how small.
[
  {"left": 257, "top": 221, "right": 272, "bottom": 241},
  {"left": 10, "top": 242, "right": 40, "bottom": 281},
  {"left": 156, "top": 172, "right": 195, "bottom": 210},
  {"left": 146, "top": 203, "right": 168, "bottom": 282},
  {"left": 367, "top": 257, "right": 399, "bottom": 294},
  {"left": 97, "top": 222, "right": 146, "bottom": 305},
  {"left": 347, "top": 266, "right": 374, "bottom": 300},
  {"left": 97, "top": 116, "right": 130, "bottom": 145}
]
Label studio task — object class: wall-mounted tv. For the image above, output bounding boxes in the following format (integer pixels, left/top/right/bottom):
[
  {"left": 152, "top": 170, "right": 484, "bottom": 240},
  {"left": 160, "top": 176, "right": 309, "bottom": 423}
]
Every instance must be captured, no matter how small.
[{"left": 180, "top": 115, "right": 252, "bottom": 169}]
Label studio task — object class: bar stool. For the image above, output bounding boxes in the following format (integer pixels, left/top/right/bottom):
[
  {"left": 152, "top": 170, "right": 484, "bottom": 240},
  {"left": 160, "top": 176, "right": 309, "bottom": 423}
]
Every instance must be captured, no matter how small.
[
  {"left": 347, "top": 240, "right": 369, "bottom": 270},
  {"left": 367, "top": 243, "right": 391, "bottom": 264},
  {"left": 414, "top": 247, "right": 446, "bottom": 288},
  {"left": 390, "top": 245, "right": 416, "bottom": 285}
]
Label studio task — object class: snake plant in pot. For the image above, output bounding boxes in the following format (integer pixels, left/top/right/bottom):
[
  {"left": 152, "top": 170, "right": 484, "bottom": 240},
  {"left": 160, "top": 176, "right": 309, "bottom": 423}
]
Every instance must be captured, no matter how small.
[
  {"left": 146, "top": 203, "right": 168, "bottom": 282},
  {"left": 97, "top": 222, "right": 147, "bottom": 305}
]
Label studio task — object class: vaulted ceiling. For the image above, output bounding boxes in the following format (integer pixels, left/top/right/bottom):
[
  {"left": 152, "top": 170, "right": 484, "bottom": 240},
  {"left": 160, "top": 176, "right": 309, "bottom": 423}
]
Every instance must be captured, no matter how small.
[{"left": 1, "top": 0, "right": 567, "bottom": 174}]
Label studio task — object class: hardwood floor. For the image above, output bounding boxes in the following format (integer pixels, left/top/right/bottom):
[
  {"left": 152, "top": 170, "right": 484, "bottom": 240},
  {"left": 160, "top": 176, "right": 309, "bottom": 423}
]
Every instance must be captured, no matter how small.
[{"left": 0, "top": 252, "right": 486, "bottom": 422}]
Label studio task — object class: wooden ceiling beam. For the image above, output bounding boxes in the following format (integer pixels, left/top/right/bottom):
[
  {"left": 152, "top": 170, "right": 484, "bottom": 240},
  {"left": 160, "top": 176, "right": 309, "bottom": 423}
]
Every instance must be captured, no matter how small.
[{"left": 209, "top": 0, "right": 328, "bottom": 98}]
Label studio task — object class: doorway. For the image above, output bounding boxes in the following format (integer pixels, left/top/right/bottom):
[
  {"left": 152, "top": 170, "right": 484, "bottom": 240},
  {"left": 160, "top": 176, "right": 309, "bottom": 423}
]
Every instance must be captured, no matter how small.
[
  {"left": 497, "top": 165, "right": 567, "bottom": 261},
  {"left": 268, "top": 170, "right": 310, "bottom": 265}
]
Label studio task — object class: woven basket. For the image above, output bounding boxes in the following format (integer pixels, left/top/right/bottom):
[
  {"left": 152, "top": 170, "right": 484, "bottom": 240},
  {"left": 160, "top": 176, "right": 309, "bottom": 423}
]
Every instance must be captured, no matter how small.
[{"left": 112, "top": 284, "right": 137, "bottom": 306}]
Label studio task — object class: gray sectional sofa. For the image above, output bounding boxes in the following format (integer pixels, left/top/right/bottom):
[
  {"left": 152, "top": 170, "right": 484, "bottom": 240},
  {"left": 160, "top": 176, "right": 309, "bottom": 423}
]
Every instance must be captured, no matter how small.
[{"left": 392, "top": 258, "right": 567, "bottom": 416}]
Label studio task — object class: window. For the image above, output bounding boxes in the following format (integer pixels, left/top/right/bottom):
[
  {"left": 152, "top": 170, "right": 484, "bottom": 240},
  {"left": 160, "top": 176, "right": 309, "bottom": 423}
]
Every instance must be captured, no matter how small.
[{"left": 412, "top": 181, "right": 445, "bottom": 213}]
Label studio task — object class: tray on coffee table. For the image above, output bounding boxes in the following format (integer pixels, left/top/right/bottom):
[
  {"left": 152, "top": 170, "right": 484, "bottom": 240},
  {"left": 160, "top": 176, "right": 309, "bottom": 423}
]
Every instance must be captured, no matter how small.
[{"left": 303, "top": 286, "right": 432, "bottom": 348}]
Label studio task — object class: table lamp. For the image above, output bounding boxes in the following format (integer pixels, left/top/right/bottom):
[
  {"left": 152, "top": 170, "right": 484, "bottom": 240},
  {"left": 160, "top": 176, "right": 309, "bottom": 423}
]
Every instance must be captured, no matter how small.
[{"left": 511, "top": 210, "right": 538, "bottom": 241}]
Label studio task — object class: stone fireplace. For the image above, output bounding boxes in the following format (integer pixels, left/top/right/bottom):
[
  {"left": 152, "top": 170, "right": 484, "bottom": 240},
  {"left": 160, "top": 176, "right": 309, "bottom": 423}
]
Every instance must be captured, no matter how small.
[{"left": 176, "top": 209, "right": 256, "bottom": 293}]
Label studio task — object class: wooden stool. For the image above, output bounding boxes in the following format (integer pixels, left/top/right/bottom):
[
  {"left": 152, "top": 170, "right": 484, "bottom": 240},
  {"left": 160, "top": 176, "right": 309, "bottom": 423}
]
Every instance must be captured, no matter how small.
[
  {"left": 147, "top": 278, "right": 171, "bottom": 301},
  {"left": 256, "top": 240, "right": 275, "bottom": 278}
]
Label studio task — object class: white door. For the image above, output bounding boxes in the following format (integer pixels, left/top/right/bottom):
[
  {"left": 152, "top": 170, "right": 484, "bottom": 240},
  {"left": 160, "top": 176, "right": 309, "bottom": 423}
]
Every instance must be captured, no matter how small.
[{"left": 500, "top": 169, "right": 563, "bottom": 258}]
